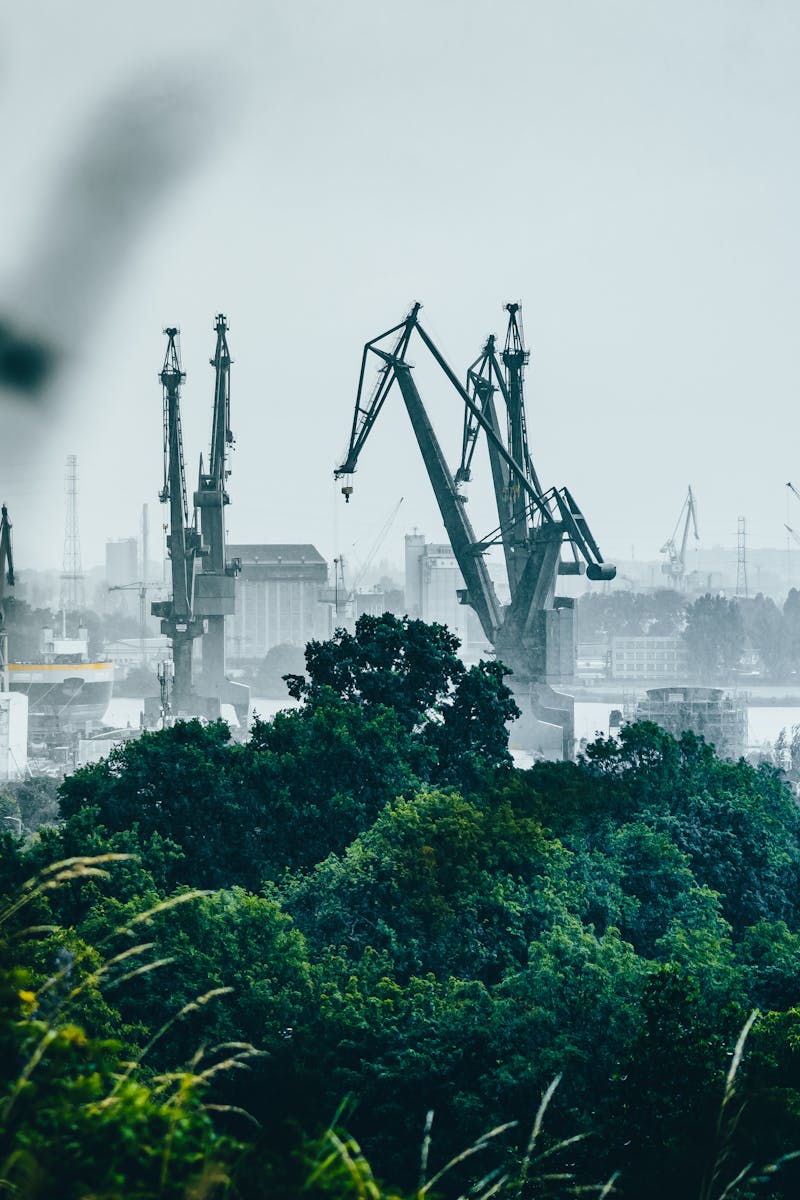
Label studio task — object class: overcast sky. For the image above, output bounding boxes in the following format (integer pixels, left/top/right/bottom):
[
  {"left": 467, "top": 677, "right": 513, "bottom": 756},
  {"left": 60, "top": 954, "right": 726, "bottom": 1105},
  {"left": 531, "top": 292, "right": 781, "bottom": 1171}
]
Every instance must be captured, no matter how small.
[{"left": 2, "top": 1, "right": 799, "bottom": 582}]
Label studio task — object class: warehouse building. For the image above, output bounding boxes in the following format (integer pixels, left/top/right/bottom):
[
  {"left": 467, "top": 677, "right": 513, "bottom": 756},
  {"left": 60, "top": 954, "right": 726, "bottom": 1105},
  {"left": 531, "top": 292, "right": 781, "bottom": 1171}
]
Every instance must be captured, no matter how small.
[{"left": 225, "top": 544, "right": 329, "bottom": 660}]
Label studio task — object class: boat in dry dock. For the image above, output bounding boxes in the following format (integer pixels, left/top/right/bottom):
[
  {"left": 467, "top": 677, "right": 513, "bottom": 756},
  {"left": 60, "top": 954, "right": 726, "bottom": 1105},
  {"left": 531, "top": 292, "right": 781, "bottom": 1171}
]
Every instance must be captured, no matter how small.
[{"left": 9, "top": 625, "right": 114, "bottom": 728}]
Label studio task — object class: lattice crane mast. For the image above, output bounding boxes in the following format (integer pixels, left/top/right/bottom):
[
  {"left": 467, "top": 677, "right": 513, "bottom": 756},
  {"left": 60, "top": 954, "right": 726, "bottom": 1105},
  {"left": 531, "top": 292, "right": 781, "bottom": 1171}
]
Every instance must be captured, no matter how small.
[
  {"left": 335, "top": 303, "right": 615, "bottom": 695},
  {"left": 193, "top": 314, "right": 242, "bottom": 702},
  {"left": 660, "top": 486, "right": 699, "bottom": 586},
  {"left": 151, "top": 328, "right": 203, "bottom": 711},
  {"left": 0, "top": 504, "right": 15, "bottom": 693}
]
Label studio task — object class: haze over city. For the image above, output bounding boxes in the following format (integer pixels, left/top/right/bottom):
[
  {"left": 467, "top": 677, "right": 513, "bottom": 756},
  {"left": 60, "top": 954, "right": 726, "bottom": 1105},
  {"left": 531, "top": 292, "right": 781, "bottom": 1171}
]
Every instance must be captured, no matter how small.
[{"left": 1, "top": 1, "right": 799, "bottom": 575}]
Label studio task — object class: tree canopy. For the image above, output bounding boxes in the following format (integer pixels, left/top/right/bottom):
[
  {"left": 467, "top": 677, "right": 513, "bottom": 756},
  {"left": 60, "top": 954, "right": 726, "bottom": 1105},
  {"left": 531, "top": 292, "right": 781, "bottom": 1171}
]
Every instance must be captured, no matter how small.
[{"left": 5, "top": 617, "right": 800, "bottom": 1199}]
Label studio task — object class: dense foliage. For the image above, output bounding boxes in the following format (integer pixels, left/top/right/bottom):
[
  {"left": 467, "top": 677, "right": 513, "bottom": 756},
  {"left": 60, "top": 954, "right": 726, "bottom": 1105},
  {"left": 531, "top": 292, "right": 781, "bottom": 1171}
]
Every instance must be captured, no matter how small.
[
  {"left": 4, "top": 614, "right": 800, "bottom": 1198},
  {"left": 577, "top": 587, "right": 800, "bottom": 681}
]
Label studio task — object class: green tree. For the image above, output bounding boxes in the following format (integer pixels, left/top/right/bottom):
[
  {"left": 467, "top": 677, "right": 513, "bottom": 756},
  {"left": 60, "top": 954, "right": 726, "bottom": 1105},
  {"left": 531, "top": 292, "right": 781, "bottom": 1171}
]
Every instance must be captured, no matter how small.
[
  {"left": 286, "top": 613, "right": 519, "bottom": 779},
  {"left": 580, "top": 722, "right": 800, "bottom": 934},
  {"left": 285, "top": 614, "right": 467, "bottom": 729},
  {"left": 0, "top": 984, "right": 236, "bottom": 1200},
  {"left": 739, "top": 593, "right": 786, "bottom": 678},
  {"left": 286, "top": 788, "right": 573, "bottom": 982},
  {"left": 682, "top": 593, "right": 744, "bottom": 680},
  {"left": 784, "top": 587, "right": 800, "bottom": 675},
  {"left": 78, "top": 887, "right": 313, "bottom": 1072},
  {"left": 576, "top": 588, "right": 686, "bottom": 640},
  {"left": 57, "top": 720, "right": 253, "bottom": 891},
  {"left": 256, "top": 641, "right": 306, "bottom": 698},
  {"left": 607, "top": 966, "right": 742, "bottom": 1200},
  {"left": 1, "top": 775, "right": 61, "bottom": 835}
]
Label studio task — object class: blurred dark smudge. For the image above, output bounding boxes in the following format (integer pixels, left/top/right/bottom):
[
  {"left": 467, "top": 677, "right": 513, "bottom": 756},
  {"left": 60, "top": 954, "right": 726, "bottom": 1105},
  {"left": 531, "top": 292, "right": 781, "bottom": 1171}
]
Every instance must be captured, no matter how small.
[
  {"left": 0, "top": 64, "right": 221, "bottom": 403},
  {"left": 0, "top": 321, "right": 58, "bottom": 394}
]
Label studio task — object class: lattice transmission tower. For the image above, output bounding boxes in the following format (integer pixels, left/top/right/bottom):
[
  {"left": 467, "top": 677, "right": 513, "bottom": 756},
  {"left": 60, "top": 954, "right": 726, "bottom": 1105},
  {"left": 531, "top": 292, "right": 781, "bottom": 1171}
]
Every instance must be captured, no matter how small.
[
  {"left": 736, "top": 516, "right": 749, "bottom": 600},
  {"left": 60, "top": 454, "right": 85, "bottom": 612}
]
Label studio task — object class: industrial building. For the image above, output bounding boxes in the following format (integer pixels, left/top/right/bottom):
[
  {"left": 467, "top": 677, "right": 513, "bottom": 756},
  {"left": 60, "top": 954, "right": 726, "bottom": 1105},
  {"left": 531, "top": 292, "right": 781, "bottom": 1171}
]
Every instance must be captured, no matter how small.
[
  {"left": 225, "top": 544, "right": 330, "bottom": 660},
  {"left": 0, "top": 693, "right": 28, "bottom": 782},
  {"left": 404, "top": 533, "right": 489, "bottom": 654},
  {"left": 105, "top": 538, "right": 138, "bottom": 588},
  {"left": 104, "top": 635, "right": 171, "bottom": 675},
  {"left": 610, "top": 635, "right": 689, "bottom": 681}
]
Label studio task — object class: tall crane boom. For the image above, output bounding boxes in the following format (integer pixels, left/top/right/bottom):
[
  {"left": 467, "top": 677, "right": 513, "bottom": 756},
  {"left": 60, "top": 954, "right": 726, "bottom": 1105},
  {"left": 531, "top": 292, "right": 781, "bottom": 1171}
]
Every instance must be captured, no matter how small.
[
  {"left": 0, "top": 504, "right": 15, "bottom": 693},
  {"left": 208, "top": 313, "right": 233, "bottom": 490},
  {"left": 338, "top": 305, "right": 503, "bottom": 641},
  {"left": 151, "top": 328, "right": 203, "bottom": 711},
  {"left": 349, "top": 497, "right": 404, "bottom": 598},
  {"left": 335, "top": 303, "right": 615, "bottom": 759},
  {"left": 192, "top": 314, "right": 249, "bottom": 724},
  {"left": 660, "top": 486, "right": 699, "bottom": 586}
]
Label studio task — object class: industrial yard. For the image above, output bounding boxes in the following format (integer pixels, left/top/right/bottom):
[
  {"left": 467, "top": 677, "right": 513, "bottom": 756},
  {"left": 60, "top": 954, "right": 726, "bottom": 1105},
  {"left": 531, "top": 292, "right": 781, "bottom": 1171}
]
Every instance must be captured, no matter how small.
[{"left": 5, "top": 5, "right": 800, "bottom": 1199}]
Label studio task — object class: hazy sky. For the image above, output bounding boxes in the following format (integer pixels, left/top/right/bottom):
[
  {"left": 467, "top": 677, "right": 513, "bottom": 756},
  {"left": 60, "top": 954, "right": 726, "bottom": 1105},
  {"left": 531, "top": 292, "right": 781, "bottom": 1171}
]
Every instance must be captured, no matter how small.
[{"left": 2, "top": 1, "right": 799, "bottom": 582}]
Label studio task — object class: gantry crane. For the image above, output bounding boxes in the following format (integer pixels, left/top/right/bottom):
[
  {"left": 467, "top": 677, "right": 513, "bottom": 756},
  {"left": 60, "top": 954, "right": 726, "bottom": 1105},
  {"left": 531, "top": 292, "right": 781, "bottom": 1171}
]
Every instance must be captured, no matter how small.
[
  {"left": 192, "top": 314, "right": 249, "bottom": 724},
  {"left": 335, "top": 302, "right": 615, "bottom": 758},
  {"left": 150, "top": 328, "right": 204, "bottom": 713},
  {"left": 660, "top": 486, "right": 699, "bottom": 587},
  {"left": 0, "top": 504, "right": 15, "bottom": 692}
]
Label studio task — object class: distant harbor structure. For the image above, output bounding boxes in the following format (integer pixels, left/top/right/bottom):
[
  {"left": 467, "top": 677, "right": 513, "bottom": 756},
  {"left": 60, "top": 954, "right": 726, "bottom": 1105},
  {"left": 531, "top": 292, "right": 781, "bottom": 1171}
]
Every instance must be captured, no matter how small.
[
  {"left": 631, "top": 686, "right": 747, "bottom": 761},
  {"left": 9, "top": 625, "right": 113, "bottom": 736},
  {"left": 225, "top": 544, "right": 329, "bottom": 660}
]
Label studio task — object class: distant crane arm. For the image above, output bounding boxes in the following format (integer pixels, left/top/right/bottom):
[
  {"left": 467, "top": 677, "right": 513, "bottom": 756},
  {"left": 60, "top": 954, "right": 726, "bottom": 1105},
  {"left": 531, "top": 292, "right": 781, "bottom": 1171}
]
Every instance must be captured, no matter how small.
[
  {"left": 413, "top": 317, "right": 555, "bottom": 526},
  {"left": 349, "top": 497, "right": 404, "bottom": 597},
  {"left": 678, "top": 485, "right": 699, "bottom": 565},
  {"left": 208, "top": 313, "right": 233, "bottom": 491},
  {"left": 661, "top": 486, "right": 699, "bottom": 583},
  {"left": 338, "top": 316, "right": 414, "bottom": 477},
  {"left": 157, "top": 328, "right": 195, "bottom": 619},
  {"left": 336, "top": 306, "right": 503, "bottom": 640}
]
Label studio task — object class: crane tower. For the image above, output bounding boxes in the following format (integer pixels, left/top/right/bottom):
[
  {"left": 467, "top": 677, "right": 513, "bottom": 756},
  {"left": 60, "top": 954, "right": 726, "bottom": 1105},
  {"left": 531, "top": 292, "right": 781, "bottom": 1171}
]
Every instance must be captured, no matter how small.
[
  {"left": 660, "top": 486, "right": 699, "bottom": 587},
  {"left": 150, "top": 328, "right": 204, "bottom": 712},
  {"left": 192, "top": 315, "right": 249, "bottom": 724},
  {"left": 151, "top": 318, "right": 249, "bottom": 727},
  {"left": 335, "top": 302, "right": 615, "bottom": 758}
]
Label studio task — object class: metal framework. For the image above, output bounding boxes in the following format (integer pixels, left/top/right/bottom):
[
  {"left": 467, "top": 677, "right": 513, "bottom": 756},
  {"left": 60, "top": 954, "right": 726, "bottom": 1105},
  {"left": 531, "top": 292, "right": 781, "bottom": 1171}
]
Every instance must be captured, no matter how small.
[
  {"left": 335, "top": 302, "right": 615, "bottom": 688},
  {"left": 60, "top": 454, "right": 85, "bottom": 612},
  {"left": 660, "top": 486, "right": 699, "bottom": 586},
  {"left": 191, "top": 314, "right": 248, "bottom": 722},
  {"left": 736, "top": 516, "right": 749, "bottom": 601},
  {"left": 151, "top": 328, "right": 203, "bottom": 711},
  {"left": 193, "top": 315, "right": 235, "bottom": 681}
]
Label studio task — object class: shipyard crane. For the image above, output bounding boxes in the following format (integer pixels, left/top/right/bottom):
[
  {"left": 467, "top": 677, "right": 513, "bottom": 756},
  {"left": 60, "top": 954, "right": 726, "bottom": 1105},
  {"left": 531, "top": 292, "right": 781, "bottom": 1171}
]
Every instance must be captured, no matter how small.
[
  {"left": 150, "top": 328, "right": 203, "bottom": 712},
  {"left": 0, "top": 504, "right": 14, "bottom": 692},
  {"left": 192, "top": 315, "right": 249, "bottom": 724},
  {"left": 660, "top": 486, "right": 699, "bottom": 586},
  {"left": 335, "top": 303, "right": 615, "bottom": 758}
]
